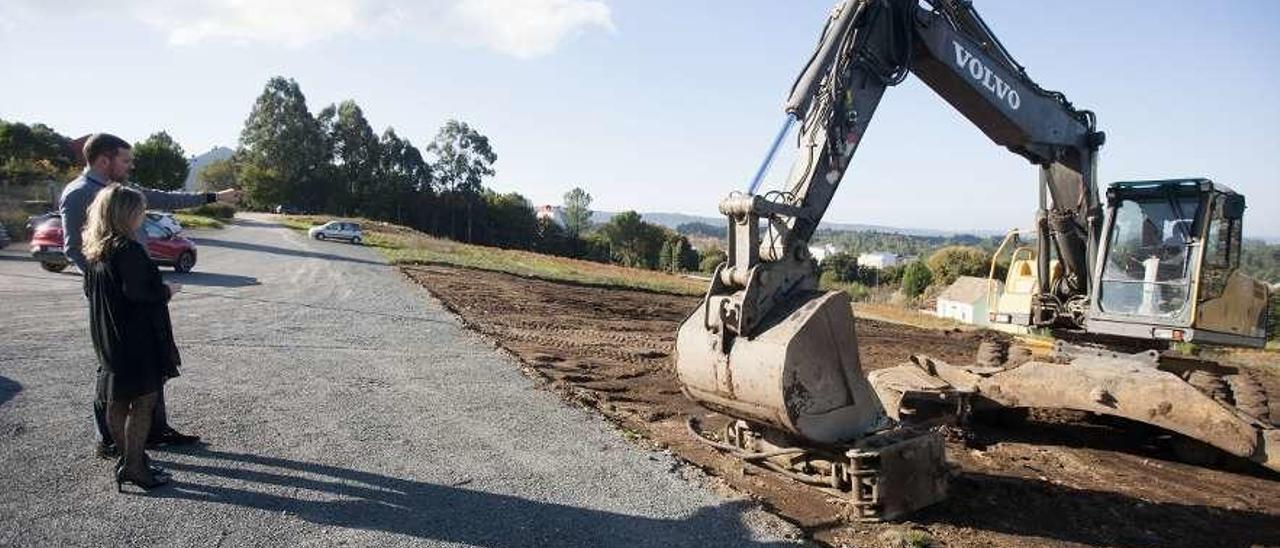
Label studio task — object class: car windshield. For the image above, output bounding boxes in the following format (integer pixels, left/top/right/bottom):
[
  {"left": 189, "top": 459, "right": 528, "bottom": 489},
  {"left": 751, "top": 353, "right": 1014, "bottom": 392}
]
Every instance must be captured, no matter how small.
[
  {"left": 1098, "top": 195, "right": 1202, "bottom": 317},
  {"left": 144, "top": 221, "right": 169, "bottom": 239}
]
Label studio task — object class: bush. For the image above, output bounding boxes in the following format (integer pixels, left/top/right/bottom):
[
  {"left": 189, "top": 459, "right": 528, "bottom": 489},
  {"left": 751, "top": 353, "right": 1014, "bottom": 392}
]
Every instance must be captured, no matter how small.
[
  {"left": 820, "top": 271, "right": 871, "bottom": 301},
  {"left": 822, "top": 251, "right": 859, "bottom": 282},
  {"left": 699, "top": 246, "right": 727, "bottom": 273},
  {"left": 878, "top": 263, "right": 905, "bottom": 286},
  {"left": 927, "top": 246, "right": 990, "bottom": 286},
  {"left": 182, "top": 202, "right": 237, "bottom": 219},
  {"left": 901, "top": 261, "right": 933, "bottom": 298}
]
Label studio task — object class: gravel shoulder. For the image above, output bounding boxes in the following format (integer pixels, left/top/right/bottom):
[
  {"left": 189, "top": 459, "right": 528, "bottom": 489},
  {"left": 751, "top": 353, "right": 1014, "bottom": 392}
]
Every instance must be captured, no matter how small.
[{"left": 0, "top": 214, "right": 799, "bottom": 547}]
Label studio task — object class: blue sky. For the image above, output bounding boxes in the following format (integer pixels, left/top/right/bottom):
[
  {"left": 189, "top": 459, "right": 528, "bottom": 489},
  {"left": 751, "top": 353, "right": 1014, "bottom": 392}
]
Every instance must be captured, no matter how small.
[{"left": 2, "top": 1, "right": 1278, "bottom": 237}]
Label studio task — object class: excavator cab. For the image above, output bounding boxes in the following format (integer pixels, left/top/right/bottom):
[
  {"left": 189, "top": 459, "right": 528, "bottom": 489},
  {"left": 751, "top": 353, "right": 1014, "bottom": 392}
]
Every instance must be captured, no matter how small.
[{"left": 1087, "top": 179, "right": 1270, "bottom": 347}]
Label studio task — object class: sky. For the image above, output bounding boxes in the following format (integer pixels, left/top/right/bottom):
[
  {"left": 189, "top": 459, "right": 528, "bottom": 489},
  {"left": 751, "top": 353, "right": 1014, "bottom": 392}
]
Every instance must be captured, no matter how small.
[{"left": 2, "top": 0, "right": 1278, "bottom": 237}]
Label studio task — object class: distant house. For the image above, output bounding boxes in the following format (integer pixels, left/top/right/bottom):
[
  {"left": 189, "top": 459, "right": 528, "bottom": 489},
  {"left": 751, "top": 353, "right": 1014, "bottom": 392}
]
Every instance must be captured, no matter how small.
[
  {"left": 936, "top": 276, "right": 1003, "bottom": 326},
  {"left": 858, "top": 252, "right": 898, "bottom": 269},
  {"left": 808, "top": 243, "right": 842, "bottom": 263},
  {"left": 535, "top": 205, "right": 562, "bottom": 225}
]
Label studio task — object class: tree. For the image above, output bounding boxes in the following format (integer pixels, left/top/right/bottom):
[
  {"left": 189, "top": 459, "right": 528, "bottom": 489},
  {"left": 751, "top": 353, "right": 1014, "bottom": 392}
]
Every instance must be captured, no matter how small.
[
  {"left": 1269, "top": 290, "right": 1279, "bottom": 342},
  {"left": 427, "top": 119, "right": 497, "bottom": 242},
  {"left": 598, "top": 211, "right": 667, "bottom": 269},
  {"left": 677, "top": 238, "right": 699, "bottom": 272},
  {"left": 878, "top": 263, "right": 905, "bottom": 286},
  {"left": 377, "top": 128, "right": 432, "bottom": 223},
  {"left": 238, "top": 77, "right": 329, "bottom": 209},
  {"left": 657, "top": 235, "right": 696, "bottom": 272},
  {"left": 197, "top": 158, "right": 238, "bottom": 192},
  {"left": 901, "top": 261, "right": 933, "bottom": 298},
  {"left": 0, "top": 120, "right": 75, "bottom": 185},
  {"left": 323, "top": 100, "right": 382, "bottom": 215},
  {"left": 927, "top": 245, "right": 990, "bottom": 286},
  {"left": 131, "top": 131, "right": 189, "bottom": 190},
  {"left": 822, "top": 252, "right": 860, "bottom": 283},
  {"left": 562, "top": 187, "right": 592, "bottom": 238},
  {"left": 658, "top": 239, "right": 675, "bottom": 273},
  {"left": 484, "top": 190, "right": 537, "bottom": 249},
  {"left": 533, "top": 216, "right": 569, "bottom": 256}
]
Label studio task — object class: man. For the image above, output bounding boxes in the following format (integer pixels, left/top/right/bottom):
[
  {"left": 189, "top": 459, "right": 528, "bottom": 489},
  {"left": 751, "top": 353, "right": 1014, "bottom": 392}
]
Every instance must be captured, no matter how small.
[{"left": 60, "top": 133, "right": 240, "bottom": 457}]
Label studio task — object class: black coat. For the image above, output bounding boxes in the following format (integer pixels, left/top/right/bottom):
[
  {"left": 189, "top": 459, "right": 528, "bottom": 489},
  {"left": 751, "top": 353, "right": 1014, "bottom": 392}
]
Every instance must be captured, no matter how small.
[{"left": 85, "top": 239, "right": 180, "bottom": 401}]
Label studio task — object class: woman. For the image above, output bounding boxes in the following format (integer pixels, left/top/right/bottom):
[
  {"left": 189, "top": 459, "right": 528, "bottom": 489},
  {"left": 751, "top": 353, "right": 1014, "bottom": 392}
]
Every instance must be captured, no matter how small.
[{"left": 82, "top": 184, "right": 181, "bottom": 491}]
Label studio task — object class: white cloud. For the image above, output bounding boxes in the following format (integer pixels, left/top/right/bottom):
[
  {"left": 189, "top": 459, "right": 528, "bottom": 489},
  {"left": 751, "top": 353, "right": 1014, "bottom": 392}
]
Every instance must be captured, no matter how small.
[
  {"left": 120, "top": 0, "right": 613, "bottom": 56},
  {"left": 447, "top": 0, "right": 615, "bottom": 58},
  {"left": 135, "top": 0, "right": 376, "bottom": 48}
]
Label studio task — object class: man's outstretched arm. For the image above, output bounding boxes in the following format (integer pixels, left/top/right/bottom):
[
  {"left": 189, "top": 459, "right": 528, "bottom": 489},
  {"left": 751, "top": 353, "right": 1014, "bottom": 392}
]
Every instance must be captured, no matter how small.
[{"left": 132, "top": 186, "right": 240, "bottom": 211}]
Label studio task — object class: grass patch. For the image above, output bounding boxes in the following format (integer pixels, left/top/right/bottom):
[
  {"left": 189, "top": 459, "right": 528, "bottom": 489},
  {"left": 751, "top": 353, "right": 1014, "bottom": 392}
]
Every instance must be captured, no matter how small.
[
  {"left": 173, "top": 213, "right": 224, "bottom": 229},
  {"left": 280, "top": 215, "right": 705, "bottom": 295},
  {"left": 280, "top": 216, "right": 321, "bottom": 232},
  {"left": 853, "top": 302, "right": 970, "bottom": 331},
  {"left": 820, "top": 278, "right": 871, "bottom": 301}
]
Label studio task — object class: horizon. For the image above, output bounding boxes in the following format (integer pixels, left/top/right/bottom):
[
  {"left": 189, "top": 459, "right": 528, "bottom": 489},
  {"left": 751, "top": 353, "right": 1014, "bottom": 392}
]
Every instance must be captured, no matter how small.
[{"left": 3, "top": 1, "right": 1277, "bottom": 237}]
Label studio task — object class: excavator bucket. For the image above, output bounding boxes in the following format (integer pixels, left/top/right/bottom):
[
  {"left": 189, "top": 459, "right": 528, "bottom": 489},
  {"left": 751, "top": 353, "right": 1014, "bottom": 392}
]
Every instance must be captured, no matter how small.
[
  {"left": 677, "top": 290, "right": 950, "bottom": 520},
  {"left": 675, "top": 290, "right": 888, "bottom": 443}
]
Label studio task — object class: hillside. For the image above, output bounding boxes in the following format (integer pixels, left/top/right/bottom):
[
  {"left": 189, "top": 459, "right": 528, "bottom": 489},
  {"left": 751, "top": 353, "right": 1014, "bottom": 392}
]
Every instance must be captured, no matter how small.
[{"left": 182, "top": 146, "right": 234, "bottom": 191}]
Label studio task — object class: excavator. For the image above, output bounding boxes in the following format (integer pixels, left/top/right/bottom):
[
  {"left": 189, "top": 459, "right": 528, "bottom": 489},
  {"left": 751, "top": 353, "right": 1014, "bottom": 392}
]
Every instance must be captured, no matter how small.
[{"left": 676, "top": 0, "right": 1275, "bottom": 521}]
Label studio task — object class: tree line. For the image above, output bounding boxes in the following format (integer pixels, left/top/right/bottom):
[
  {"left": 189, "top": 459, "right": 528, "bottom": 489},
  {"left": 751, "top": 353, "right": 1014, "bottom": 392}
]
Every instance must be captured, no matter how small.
[
  {"left": 209, "top": 77, "right": 708, "bottom": 273},
  {"left": 0, "top": 120, "right": 190, "bottom": 190}
]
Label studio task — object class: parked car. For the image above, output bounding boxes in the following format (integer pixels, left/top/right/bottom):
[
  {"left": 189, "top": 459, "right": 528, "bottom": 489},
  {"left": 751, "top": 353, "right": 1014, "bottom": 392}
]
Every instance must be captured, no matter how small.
[
  {"left": 30, "top": 216, "right": 67, "bottom": 273},
  {"left": 0, "top": 223, "right": 10, "bottom": 249},
  {"left": 308, "top": 221, "right": 363, "bottom": 245},
  {"left": 146, "top": 211, "right": 183, "bottom": 235},
  {"left": 30, "top": 214, "right": 198, "bottom": 273}
]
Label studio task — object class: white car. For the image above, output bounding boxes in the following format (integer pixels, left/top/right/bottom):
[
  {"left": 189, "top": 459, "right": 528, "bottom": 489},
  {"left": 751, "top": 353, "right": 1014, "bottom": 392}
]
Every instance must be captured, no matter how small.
[{"left": 308, "top": 221, "right": 363, "bottom": 245}]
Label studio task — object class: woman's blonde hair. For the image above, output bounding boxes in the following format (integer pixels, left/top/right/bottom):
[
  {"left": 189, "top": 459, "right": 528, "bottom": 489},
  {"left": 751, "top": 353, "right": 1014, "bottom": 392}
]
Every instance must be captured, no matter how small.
[{"left": 82, "top": 184, "right": 146, "bottom": 263}]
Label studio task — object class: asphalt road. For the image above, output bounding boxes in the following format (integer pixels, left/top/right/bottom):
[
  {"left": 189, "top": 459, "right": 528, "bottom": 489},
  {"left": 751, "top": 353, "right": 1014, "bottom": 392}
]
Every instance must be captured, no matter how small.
[{"left": 0, "top": 214, "right": 801, "bottom": 547}]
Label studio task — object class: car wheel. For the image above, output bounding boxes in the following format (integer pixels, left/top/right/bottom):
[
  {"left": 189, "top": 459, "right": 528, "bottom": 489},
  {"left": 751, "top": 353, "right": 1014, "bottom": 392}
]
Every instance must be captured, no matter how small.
[
  {"left": 40, "top": 261, "right": 67, "bottom": 273},
  {"left": 351, "top": 236, "right": 362, "bottom": 245},
  {"left": 175, "top": 251, "right": 196, "bottom": 273},
  {"left": 316, "top": 233, "right": 326, "bottom": 241}
]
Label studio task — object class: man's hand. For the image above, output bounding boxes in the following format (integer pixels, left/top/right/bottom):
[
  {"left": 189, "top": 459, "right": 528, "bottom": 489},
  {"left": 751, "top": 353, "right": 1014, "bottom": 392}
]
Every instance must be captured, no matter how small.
[
  {"left": 216, "top": 188, "right": 243, "bottom": 205},
  {"left": 166, "top": 282, "right": 183, "bottom": 295}
]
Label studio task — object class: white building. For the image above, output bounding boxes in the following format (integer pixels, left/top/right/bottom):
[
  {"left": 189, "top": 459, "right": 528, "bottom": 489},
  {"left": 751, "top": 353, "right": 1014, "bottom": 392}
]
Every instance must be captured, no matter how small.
[
  {"left": 936, "top": 276, "right": 1003, "bottom": 326},
  {"left": 857, "top": 252, "right": 899, "bottom": 269},
  {"left": 808, "top": 244, "right": 843, "bottom": 263}
]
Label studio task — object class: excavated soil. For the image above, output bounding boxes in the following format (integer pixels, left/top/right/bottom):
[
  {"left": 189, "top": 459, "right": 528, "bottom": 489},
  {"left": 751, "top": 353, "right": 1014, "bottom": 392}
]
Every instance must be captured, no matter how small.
[{"left": 403, "top": 264, "right": 1280, "bottom": 547}]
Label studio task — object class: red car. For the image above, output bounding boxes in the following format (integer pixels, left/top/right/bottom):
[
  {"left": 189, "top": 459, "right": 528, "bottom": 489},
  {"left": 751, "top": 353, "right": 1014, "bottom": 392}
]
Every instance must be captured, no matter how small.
[{"left": 30, "top": 214, "right": 198, "bottom": 273}]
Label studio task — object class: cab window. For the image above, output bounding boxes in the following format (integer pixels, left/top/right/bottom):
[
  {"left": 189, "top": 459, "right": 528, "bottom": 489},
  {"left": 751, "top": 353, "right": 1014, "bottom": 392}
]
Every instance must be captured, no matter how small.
[
  {"left": 1098, "top": 195, "right": 1202, "bottom": 317},
  {"left": 1199, "top": 194, "right": 1242, "bottom": 301}
]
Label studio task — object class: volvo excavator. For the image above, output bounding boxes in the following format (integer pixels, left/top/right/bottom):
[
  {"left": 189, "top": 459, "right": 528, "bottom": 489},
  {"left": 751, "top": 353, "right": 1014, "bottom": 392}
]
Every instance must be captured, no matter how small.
[{"left": 676, "top": 0, "right": 1275, "bottom": 521}]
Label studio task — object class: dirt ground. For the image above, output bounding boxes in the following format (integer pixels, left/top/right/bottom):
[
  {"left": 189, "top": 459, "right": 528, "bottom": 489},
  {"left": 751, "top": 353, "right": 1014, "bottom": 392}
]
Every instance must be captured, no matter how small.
[{"left": 403, "top": 264, "right": 1280, "bottom": 548}]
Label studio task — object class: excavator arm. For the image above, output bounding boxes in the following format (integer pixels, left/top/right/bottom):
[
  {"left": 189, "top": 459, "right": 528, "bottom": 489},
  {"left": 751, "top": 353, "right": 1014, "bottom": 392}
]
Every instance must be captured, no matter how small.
[{"left": 718, "top": 0, "right": 1104, "bottom": 341}]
